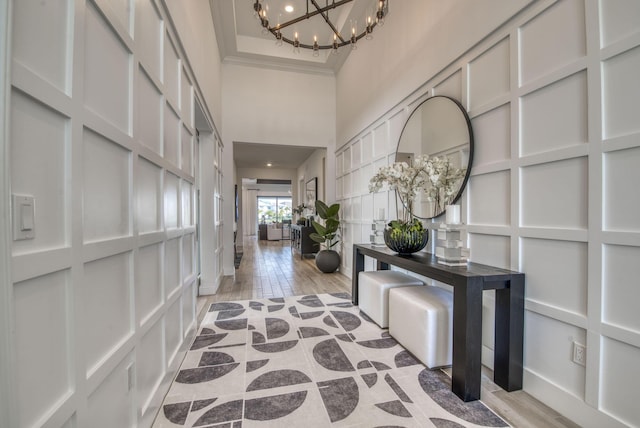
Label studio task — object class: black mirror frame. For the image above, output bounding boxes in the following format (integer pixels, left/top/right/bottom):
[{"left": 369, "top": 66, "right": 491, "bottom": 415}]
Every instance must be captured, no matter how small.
[{"left": 395, "top": 95, "right": 475, "bottom": 220}]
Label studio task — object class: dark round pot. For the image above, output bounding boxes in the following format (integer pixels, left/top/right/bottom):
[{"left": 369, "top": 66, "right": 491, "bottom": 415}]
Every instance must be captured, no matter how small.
[
  {"left": 315, "top": 249, "right": 340, "bottom": 273},
  {"left": 383, "top": 228, "right": 429, "bottom": 255}
]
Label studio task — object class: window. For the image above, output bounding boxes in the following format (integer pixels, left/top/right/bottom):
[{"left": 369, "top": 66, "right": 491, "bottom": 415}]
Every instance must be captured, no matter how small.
[{"left": 257, "top": 197, "right": 292, "bottom": 223}]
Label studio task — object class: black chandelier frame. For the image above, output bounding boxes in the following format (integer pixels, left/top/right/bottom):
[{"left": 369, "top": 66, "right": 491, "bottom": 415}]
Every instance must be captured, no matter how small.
[{"left": 253, "top": 0, "right": 388, "bottom": 52}]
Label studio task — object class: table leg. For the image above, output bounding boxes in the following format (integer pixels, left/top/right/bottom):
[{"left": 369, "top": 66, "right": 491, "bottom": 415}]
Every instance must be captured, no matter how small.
[
  {"left": 451, "top": 277, "right": 483, "bottom": 401},
  {"left": 352, "top": 246, "right": 365, "bottom": 305},
  {"left": 494, "top": 274, "right": 524, "bottom": 391}
]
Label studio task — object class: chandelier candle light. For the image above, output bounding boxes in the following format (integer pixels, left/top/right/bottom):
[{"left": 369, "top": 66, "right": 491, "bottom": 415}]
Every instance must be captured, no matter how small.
[{"left": 253, "top": 0, "right": 388, "bottom": 54}]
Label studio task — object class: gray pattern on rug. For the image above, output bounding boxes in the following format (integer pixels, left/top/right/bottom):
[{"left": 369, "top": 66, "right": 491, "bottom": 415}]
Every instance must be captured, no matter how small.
[{"left": 153, "top": 293, "right": 510, "bottom": 428}]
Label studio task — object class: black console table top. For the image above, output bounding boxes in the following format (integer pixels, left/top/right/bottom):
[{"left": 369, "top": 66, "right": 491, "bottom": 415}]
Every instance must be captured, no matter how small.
[{"left": 352, "top": 244, "right": 524, "bottom": 402}]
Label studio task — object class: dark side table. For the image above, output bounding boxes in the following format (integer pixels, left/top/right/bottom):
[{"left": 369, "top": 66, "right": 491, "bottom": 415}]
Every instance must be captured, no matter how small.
[{"left": 352, "top": 244, "right": 525, "bottom": 402}]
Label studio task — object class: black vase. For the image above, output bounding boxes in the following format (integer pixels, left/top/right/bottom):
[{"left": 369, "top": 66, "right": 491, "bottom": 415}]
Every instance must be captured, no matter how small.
[
  {"left": 315, "top": 249, "right": 340, "bottom": 273},
  {"left": 383, "top": 228, "right": 429, "bottom": 255}
]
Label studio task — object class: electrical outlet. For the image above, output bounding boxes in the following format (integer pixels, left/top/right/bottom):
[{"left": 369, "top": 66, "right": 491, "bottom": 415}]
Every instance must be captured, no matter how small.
[{"left": 572, "top": 342, "right": 586, "bottom": 366}]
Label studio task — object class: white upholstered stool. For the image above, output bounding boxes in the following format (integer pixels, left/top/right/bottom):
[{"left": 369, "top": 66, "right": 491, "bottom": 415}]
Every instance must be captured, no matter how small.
[
  {"left": 358, "top": 270, "right": 424, "bottom": 328},
  {"left": 389, "top": 285, "right": 453, "bottom": 368}
]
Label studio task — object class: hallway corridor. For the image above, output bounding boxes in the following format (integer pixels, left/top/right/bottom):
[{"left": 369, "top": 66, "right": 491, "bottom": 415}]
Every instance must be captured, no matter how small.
[{"left": 197, "top": 237, "right": 351, "bottom": 316}]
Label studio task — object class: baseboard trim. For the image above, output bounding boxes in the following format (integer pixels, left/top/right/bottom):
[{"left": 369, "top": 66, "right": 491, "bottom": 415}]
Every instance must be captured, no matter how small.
[{"left": 523, "top": 369, "right": 627, "bottom": 428}]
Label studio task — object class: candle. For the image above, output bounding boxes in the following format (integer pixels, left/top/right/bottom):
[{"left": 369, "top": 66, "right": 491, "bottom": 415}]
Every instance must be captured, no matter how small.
[
  {"left": 377, "top": 208, "right": 385, "bottom": 220},
  {"left": 446, "top": 205, "right": 460, "bottom": 224}
]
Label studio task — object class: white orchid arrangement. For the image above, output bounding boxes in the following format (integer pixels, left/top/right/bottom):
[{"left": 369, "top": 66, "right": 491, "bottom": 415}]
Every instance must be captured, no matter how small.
[{"left": 369, "top": 154, "right": 466, "bottom": 222}]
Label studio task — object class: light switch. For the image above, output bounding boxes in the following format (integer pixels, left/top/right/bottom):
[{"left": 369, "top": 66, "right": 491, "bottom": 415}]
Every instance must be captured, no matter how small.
[
  {"left": 13, "top": 194, "right": 35, "bottom": 240},
  {"left": 21, "top": 203, "right": 34, "bottom": 230}
]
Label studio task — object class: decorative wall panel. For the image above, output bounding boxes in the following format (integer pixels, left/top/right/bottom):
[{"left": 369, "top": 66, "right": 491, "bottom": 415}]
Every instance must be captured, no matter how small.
[
  {"left": 521, "top": 238, "right": 587, "bottom": 316},
  {"left": 109, "top": 0, "right": 133, "bottom": 35},
  {"left": 14, "top": 270, "right": 70, "bottom": 428},
  {"left": 180, "top": 279, "right": 198, "bottom": 337},
  {"left": 12, "top": 0, "right": 70, "bottom": 92},
  {"left": 163, "top": 34, "right": 180, "bottom": 107},
  {"left": 138, "top": 320, "right": 164, "bottom": 412},
  {"left": 361, "top": 133, "right": 372, "bottom": 163},
  {"left": 520, "top": 157, "right": 588, "bottom": 230},
  {"left": 602, "top": 46, "right": 640, "bottom": 139},
  {"left": 164, "top": 172, "right": 179, "bottom": 229},
  {"left": 182, "top": 283, "right": 195, "bottom": 338},
  {"left": 603, "top": 146, "right": 640, "bottom": 232},
  {"left": 520, "top": 71, "right": 588, "bottom": 157},
  {"left": 468, "top": 233, "right": 510, "bottom": 269},
  {"left": 469, "top": 38, "right": 510, "bottom": 110},
  {"left": 182, "top": 233, "right": 194, "bottom": 279},
  {"left": 86, "top": 354, "right": 135, "bottom": 427},
  {"left": 518, "top": 0, "right": 586, "bottom": 85},
  {"left": 471, "top": 104, "right": 511, "bottom": 166},
  {"left": 10, "top": 90, "right": 68, "bottom": 254},
  {"left": 164, "top": 103, "right": 180, "bottom": 167},
  {"left": 136, "top": 243, "right": 163, "bottom": 324},
  {"left": 137, "top": 67, "right": 162, "bottom": 155},
  {"left": 182, "top": 181, "right": 193, "bottom": 227},
  {"left": 181, "top": 68, "right": 192, "bottom": 126},
  {"left": 83, "top": 129, "right": 131, "bottom": 242},
  {"left": 135, "top": 0, "right": 163, "bottom": 80},
  {"left": 166, "top": 298, "right": 182, "bottom": 364},
  {"left": 165, "top": 238, "right": 180, "bottom": 296},
  {"left": 433, "top": 69, "right": 462, "bottom": 100},
  {"left": 84, "top": 2, "right": 131, "bottom": 134},
  {"left": 83, "top": 252, "right": 133, "bottom": 372},
  {"left": 600, "top": 337, "right": 640, "bottom": 426},
  {"left": 181, "top": 125, "right": 192, "bottom": 175},
  {"left": 137, "top": 157, "right": 162, "bottom": 234},
  {"left": 468, "top": 171, "right": 510, "bottom": 226},
  {"left": 602, "top": 244, "right": 640, "bottom": 332},
  {"left": 373, "top": 122, "right": 388, "bottom": 157},
  {"left": 599, "top": 0, "right": 640, "bottom": 48},
  {"left": 524, "top": 312, "right": 586, "bottom": 400}
]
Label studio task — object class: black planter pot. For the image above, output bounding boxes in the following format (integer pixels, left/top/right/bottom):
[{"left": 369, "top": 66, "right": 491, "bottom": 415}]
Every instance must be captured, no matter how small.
[{"left": 315, "top": 249, "right": 340, "bottom": 273}]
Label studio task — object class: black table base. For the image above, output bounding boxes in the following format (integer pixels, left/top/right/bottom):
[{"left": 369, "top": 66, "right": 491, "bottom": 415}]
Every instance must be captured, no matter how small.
[{"left": 352, "top": 244, "right": 524, "bottom": 402}]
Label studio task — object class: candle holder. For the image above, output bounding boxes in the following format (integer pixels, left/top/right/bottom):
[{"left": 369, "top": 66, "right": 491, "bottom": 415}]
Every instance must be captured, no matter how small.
[
  {"left": 370, "top": 220, "right": 387, "bottom": 246},
  {"left": 435, "top": 223, "right": 469, "bottom": 266}
]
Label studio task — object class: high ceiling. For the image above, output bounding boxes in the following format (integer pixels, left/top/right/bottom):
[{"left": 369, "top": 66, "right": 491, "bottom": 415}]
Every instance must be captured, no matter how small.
[
  {"left": 210, "top": 0, "right": 384, "bottom": 73},
  {"left": 233, "top": 142, "right": 321, "bottom": 169},
  {"left": 214, "top": 2, "right": 373, "bottom": 171}
]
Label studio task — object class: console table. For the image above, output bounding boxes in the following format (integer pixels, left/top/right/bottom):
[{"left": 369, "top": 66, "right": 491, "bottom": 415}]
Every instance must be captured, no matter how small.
[
  {"left": 352, "top": 244, "right": 524, "bottom": 402},
  {"left": 290, "top": 225, "right": 319, "bottom": 259}
]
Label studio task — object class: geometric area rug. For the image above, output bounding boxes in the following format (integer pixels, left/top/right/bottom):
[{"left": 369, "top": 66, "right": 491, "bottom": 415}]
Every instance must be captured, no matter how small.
[{"left": 153, "top": 293, "right": 510, "bottom": 428}]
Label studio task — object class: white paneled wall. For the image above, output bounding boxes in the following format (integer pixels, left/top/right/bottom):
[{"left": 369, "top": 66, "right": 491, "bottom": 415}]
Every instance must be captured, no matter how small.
[
  {"left": 7, "top": 0, "right": 218, "bottom": 427},
  {"left": 336, "top": 1, "right": 640, "bottom": 426}
]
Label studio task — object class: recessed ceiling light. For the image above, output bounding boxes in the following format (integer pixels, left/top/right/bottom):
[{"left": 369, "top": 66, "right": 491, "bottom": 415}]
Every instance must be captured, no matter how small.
[
  {"left": 267, "top": 163, "right": 272, "bottom": 167},
  {"left": 284, "top": 4, "right": 294, "bottom": 13}
]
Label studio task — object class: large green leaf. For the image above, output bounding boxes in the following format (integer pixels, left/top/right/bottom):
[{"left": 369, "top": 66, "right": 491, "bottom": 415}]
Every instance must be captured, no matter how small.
[
  {"left": 315, "top": 200, "right": 329, "bottom": 218},
  {"left": 311, "top": 220, "right": 326, "bottom": 236},
  {"left": 309, "top": 232, "right": 326, "bottom": 244}
]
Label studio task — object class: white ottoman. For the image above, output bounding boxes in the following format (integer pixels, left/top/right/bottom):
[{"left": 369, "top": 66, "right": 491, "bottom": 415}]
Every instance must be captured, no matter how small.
[
  {"left": 389, "top": 285, "right": 453, "bottom": 368},
  {"left": 358, "top": 270, "right": 424, "bottom": 328}
]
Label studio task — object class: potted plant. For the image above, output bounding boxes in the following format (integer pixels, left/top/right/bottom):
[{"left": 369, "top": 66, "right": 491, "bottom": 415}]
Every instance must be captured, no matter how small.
[
  {"left": 309, "top": 200, "right": 341, "bottom": 273},
  {"left": 369, "top": 154, "right": 466, "bottom": 255}
]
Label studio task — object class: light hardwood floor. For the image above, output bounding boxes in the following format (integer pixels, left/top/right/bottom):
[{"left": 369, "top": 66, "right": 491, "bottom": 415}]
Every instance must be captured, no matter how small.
[{"left": 197, "top": 236, "right": 579, "bottom": 428}]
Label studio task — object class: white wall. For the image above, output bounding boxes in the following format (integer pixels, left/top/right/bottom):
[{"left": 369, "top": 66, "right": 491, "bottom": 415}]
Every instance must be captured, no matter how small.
[
  {"left": 164, "top": 0, "right": 222, "bottom": 128},
  {"left": 336, "top": 1, "right": 640, "bottom": 427},
  {"left": 336, "top": 0, "right": 534, "bottom": 144},
  {"left": 297, "top": 148, "right": 327, "bottom": 206},
  {"left": 4, "top": 0, "right": 221, "bottom": 426}
]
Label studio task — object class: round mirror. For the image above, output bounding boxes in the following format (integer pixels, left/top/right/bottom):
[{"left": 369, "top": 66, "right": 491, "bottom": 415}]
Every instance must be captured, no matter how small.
[{"left": 395, "top": 96, "right": 474, "bottom": 219}]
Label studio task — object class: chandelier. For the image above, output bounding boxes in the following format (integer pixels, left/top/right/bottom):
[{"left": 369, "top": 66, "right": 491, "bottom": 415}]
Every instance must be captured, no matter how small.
[{"left": 253, "top": 0, "right": 389, "bottom": 55}]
